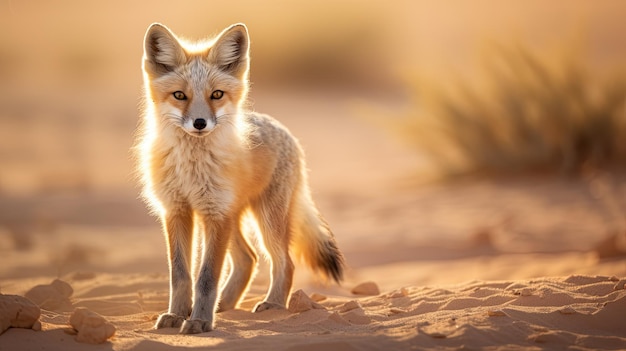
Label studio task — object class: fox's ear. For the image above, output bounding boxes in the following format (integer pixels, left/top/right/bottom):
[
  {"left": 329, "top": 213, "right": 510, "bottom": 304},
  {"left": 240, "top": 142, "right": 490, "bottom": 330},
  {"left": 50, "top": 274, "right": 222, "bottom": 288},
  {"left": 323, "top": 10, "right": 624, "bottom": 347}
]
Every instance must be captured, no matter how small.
[
  {"left": 209, "top": 24, "right": 249, "bottom": 78},
  {"left": 143, "top": 23, "right": 187, "bottom": 76}
]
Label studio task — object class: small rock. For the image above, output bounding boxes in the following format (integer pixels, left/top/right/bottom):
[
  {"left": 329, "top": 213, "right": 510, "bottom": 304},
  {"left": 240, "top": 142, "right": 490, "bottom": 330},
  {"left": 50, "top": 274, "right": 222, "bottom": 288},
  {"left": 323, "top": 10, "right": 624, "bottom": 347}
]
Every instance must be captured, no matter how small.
[
  {"left": 351, "top": 281, "right": 380, "bottom": 296},
  {"left": 69, "top": 307, "right": 115, "bottom": 344},
  {"left": 487, "top": 309, "right": 507, "bottom": 317},
  {"left": 338, "top": 300, "right": 361, "bottom": 313},
  {"left": 287, "top": 289, "right": 325, "bottom": 313},
  {"left": 25, "top": 279, "right": 73, "bottom": 311},
  {"left": 613, "top": 280, "right": 626, "bottom": 291},
  {"left": 0, "top": 294, "right": 41, "bottom": 334}
]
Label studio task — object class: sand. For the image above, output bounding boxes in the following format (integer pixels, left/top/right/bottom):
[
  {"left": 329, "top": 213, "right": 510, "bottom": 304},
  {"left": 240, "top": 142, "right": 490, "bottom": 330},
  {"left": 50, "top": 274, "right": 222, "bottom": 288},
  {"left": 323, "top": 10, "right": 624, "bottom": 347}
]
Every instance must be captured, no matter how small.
[{"left": 2, "top": 273, "right": 625, "bottom": 350}]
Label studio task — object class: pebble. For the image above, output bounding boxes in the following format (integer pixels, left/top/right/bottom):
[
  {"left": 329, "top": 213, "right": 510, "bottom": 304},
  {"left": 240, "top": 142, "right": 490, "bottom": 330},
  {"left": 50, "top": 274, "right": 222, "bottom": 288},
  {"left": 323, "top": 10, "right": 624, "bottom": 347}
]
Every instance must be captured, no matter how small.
[
  {"left": 25, "top": 279, "right": 73, "bottom": 311},
  {"left": 287, "top": 289, "right": 325, "bottom": 313},
  {"left": 0, "top": 294, "right": 41, "bottom": 333},
  {"left": 338, "top": 300, "right": 361, "bottom": 313},
  {"left": 351, "top": 281, "right": 380, "bottom": 296},
  {"left": 69, "top": 307, "right": 116, "bottom": 344},
  {"left": 487, "top": 309, "right": 507, "bottom": 317}
]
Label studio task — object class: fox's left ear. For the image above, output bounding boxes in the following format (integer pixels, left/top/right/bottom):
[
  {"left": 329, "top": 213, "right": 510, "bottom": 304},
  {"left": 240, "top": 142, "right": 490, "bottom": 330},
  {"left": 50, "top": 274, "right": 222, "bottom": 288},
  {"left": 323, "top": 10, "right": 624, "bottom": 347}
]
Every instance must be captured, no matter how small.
[{"left": 209, "top": 24, "right": 250, "bottom": 78}]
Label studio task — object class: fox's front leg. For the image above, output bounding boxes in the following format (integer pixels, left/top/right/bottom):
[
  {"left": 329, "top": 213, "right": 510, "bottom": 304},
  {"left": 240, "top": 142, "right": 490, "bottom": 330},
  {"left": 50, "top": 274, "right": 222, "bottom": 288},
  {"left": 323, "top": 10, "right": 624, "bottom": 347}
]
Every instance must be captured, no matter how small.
[
  {"left": 180, "top": 217, "right": 232, "bottom": 334},
  {"left": 155, "top": 204, "right": 194, "bottom": 329}
]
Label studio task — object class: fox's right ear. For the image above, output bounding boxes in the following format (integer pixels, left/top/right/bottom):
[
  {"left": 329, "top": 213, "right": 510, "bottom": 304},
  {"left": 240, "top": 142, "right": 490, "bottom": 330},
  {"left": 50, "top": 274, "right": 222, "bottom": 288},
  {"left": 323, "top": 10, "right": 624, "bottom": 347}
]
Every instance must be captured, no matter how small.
[{"left": 143, "top": 23, "right": 186, "bottom": 76}]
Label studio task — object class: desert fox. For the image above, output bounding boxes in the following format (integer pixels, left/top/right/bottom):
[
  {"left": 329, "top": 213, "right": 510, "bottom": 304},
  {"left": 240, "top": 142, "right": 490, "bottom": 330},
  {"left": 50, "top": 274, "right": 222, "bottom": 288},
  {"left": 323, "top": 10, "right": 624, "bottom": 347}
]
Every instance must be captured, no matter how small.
[{"left": 135, "top": 23, "right": 344, "bottom": 334}]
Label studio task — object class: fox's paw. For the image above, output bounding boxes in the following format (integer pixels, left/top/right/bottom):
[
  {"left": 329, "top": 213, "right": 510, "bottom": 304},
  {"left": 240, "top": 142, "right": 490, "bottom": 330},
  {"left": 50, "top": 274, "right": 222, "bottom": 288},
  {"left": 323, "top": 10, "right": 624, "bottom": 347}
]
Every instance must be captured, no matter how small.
[
  {"left": 155, "top": 313, "right": 185, "bottom": 329},
  {"left": 253, "top": 301, "right": 285, "bottom": 313},
  {"left": 180, "top": 319, "right": 213, "bottom": 334}
]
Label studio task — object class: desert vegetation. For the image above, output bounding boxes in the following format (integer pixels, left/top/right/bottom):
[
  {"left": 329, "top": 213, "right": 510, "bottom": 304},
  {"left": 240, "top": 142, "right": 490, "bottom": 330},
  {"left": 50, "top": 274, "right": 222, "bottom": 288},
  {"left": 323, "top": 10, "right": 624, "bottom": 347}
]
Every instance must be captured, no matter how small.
[{"left": 387, "top": 43, "right": 626, "bottom": 177}]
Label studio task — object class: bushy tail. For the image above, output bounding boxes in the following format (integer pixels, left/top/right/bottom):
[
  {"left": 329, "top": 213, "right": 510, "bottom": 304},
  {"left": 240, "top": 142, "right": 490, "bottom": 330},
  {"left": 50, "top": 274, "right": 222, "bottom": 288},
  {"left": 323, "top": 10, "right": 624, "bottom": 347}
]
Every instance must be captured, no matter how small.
[{"left": 291, "top": 188, "right": 345, "bottom": 283}]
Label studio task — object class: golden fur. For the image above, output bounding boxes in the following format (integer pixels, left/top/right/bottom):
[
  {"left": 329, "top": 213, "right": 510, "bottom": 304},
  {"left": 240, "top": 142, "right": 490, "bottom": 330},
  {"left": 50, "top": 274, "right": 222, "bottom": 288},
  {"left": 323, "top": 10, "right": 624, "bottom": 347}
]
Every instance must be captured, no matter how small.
[{"left": 134, "top": 23, "right": 344, "bottom": 334}]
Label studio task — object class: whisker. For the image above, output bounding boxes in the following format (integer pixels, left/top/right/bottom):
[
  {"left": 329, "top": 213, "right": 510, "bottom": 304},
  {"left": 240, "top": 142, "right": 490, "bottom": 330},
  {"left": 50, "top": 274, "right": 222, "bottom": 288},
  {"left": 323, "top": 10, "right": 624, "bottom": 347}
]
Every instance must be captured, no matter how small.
[
  {"left": 215, "top": 113, "right": 237, "bottom": 127},
  {"left": 215, "top": 113, "right": 235, "bottom": 120},
  {"left": 163, "top": 112, "right": 182, "bottom": 119},
  {"left": 162, "top": 113, "right": 183, "bottom": 127}
]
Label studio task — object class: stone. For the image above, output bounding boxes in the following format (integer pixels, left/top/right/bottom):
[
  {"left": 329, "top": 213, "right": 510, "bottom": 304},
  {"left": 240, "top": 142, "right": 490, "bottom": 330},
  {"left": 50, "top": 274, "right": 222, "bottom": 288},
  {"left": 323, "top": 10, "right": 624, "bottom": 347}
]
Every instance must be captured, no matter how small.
[
  {"left": 288, "top": 289, "right": 325, "bottom": 313},
  {"left": 25, "top": 279, "right": 73, "bottom": 311},
  {"left": 0, "top": 294, "right": 41, "bottom": 334},
  {"left": 351, "top": 281, "right": 380, "bottom": 296},
  {"left": 69, "top": 307, "right": 115, "bottom": 344}
]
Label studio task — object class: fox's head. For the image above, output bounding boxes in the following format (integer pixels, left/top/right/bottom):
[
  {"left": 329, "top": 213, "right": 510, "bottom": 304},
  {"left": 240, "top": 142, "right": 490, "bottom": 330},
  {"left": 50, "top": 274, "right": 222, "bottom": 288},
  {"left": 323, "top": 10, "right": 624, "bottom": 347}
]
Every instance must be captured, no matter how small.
[{"left": 142, "top": 23, "right": 249, "bottom": 137}]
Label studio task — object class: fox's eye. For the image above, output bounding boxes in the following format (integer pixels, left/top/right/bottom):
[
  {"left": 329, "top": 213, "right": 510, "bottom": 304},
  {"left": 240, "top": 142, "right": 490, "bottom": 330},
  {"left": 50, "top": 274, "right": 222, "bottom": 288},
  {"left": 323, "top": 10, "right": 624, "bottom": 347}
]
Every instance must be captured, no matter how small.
[
  {"left": 211, "top": 90, "right": 224, "bottom": 100},
  {"left": 173, "top": 91, "right": 187, "bottom": 100}
]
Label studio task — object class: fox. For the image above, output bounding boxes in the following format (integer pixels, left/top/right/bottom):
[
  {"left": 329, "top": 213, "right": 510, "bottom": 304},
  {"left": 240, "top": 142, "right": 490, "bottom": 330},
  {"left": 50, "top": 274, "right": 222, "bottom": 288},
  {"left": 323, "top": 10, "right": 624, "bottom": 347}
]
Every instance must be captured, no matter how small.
[{"left": 135, "top": 23, "right": 345, "bottom": 334}]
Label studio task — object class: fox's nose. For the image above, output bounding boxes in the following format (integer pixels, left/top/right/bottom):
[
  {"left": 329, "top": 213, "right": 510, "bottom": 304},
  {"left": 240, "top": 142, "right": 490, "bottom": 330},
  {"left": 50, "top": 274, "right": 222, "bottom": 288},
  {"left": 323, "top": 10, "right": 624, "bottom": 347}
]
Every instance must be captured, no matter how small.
[{"left": 193, "top": 118, "right": 207, "bottom": 130}]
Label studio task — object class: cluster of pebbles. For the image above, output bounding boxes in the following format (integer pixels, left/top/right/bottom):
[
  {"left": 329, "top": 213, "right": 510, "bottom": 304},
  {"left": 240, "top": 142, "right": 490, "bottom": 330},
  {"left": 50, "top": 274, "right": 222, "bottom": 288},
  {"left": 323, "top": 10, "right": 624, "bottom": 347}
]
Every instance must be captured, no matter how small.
[{"left": 0, "top": 279, "right": 115, "bottom": 344}]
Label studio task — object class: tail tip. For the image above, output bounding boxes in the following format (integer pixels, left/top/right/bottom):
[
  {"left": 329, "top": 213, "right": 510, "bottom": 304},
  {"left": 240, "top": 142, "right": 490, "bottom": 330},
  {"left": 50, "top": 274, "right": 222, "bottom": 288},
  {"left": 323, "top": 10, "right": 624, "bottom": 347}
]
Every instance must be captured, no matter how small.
[{"left": 321, "top": 240, "right": 345, "bottom": 284}]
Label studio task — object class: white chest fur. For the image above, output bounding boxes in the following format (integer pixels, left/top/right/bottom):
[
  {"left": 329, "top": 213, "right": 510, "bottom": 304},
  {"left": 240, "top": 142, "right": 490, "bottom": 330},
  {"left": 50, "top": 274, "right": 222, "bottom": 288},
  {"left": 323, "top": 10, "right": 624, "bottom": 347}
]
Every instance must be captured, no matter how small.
[{"left": 153, "top": 131, "right": 238, "bottom": 220}]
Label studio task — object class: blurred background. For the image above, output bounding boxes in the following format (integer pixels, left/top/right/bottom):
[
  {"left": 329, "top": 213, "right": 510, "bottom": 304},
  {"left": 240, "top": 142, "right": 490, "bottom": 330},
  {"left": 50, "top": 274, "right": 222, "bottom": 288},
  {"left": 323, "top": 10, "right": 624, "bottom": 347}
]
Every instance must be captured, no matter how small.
[{"left": 1, "top": 0, "right": 625, "bottom": 283}]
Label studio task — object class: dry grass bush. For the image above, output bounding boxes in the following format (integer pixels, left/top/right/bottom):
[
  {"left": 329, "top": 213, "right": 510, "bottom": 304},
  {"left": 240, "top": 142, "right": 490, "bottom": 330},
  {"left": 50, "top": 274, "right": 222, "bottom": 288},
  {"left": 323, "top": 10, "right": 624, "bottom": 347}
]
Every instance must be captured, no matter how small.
[{"left": 391, "top": 43, "right": 626, "bottom": 177}]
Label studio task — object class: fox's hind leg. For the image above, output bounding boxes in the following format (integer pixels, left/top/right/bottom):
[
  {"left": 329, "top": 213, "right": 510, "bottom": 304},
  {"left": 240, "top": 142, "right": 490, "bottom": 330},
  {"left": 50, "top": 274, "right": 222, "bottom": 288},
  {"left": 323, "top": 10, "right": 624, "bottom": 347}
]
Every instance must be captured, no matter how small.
[
  {"left": 217, "top": 221, "right": 258, "bottom": 312},
  {"left": 250, "top": 197, "right": 294, "bottom": 312},
  {"left": 155, "top": 203, "right": 194, "bottom": 329}
]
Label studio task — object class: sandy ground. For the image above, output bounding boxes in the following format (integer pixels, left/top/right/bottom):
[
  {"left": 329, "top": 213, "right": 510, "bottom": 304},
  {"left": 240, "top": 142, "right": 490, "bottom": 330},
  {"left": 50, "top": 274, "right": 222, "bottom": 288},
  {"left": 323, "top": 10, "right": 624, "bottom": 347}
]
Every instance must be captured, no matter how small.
[{"left": 1, "top": 88, "right": 625, "bottom": 350}]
